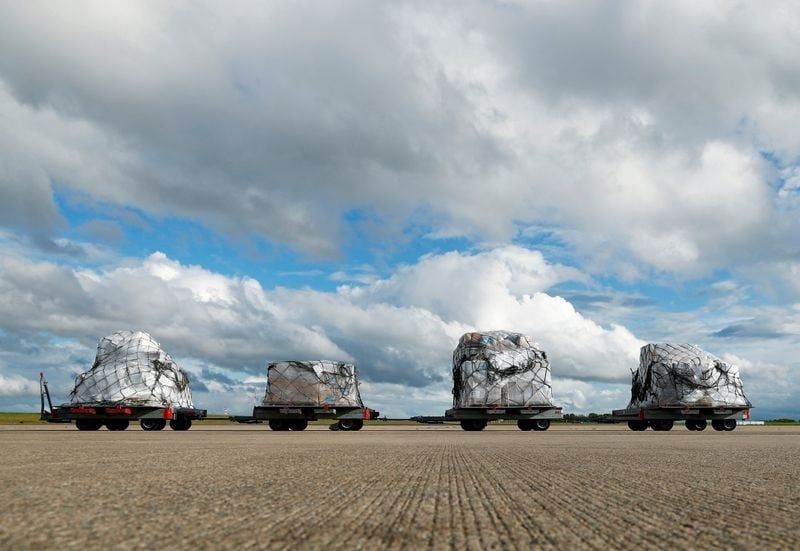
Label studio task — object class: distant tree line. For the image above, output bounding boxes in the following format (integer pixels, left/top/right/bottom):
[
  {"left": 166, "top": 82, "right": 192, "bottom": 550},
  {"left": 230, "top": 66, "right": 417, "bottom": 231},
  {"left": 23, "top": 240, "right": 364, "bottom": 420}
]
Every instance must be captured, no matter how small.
[{"left": 560, "top": 413, "right": 605, "bottom": 423}]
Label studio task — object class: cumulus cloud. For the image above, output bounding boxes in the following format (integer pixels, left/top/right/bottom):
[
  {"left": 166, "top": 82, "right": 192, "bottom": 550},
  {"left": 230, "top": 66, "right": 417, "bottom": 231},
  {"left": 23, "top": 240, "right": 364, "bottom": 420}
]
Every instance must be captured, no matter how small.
[
  {"left": 0, "top": 1, "right": 798, "bottom": 276},
  {"left": 0, "top": 373, "right": 39, "bottom": 397}
]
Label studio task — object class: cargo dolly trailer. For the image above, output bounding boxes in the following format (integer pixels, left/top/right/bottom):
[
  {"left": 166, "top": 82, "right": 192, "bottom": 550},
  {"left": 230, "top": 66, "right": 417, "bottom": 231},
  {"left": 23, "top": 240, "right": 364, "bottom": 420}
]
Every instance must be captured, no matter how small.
[
  {"left": 238, "top": 360, "right": 378, "bottom": 431},
  {"left": 442, "top": 331, "right": 563, "bottom": 431},
  {"left": 612, "top": 343, "right": 752, "bottom": 432},
  {"left": 38, "top": 331, "right": 207, "bottom": 431},
  {"left": 606, "top": 405, "right": 749, "bottom": 432},
  {"left": 39, "top": 372, "right": 207, "bottom": 431}
]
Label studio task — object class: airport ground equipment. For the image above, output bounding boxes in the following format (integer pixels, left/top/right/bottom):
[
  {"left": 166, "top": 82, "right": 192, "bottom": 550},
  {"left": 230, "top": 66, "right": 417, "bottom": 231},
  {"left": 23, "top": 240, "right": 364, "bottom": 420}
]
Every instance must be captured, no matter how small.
[
  {"left": 232, "top": 360, "right": 379, "bottom": 431},
  {"left": 39, "top": 331, "right": 206, "bottom": 431},
  {"left": 39, "top": 372, "right": 207, "bottom": 430},
  {"left": 417, "top": 331, "right": 563, "bottom": 431},
  {"left": 604, "top": 343, "right": 752, "bottom": 432}
]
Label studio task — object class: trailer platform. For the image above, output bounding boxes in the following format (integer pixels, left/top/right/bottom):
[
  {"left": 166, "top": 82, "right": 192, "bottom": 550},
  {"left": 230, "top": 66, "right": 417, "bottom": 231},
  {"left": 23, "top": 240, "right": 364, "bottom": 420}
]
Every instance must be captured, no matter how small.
[
  {"left": 414, "top": 405, "right": 563, "bottom": 431},
  {"left": 39, "top": 373, "right": 206, "bottom": 431},
  {"left": 231, "top": 405, "right": 380, "bottom": 431},
  {"left": 604, "top": 405, "right": 751, "bottom": 432}
]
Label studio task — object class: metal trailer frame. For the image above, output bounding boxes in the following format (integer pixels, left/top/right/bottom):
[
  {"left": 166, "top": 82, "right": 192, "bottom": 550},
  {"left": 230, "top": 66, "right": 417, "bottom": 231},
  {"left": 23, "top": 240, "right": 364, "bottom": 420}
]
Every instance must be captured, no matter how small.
[
  {"left": 231, "top": 404, "right": 380, "bottom": 431},
  {"left": 39, "top": 372, "right": 207, "bottom": 431},
  {"left": 414, "top": 405, "right": 563, "bottom": 431},
  {"left": 605, "top": 405, "right": 751, "bottom": 432}
]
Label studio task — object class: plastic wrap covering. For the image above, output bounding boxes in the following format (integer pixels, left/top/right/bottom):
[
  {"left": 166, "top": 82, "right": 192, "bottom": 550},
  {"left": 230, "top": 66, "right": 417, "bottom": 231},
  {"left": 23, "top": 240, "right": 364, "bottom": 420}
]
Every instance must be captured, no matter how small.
[
  {"left": 263, "top": 361, "right": 364, "bottom": 407},
  {"left": 452, "top": 331, "right": 553, "bottom": 408},
  {"left": 628, "top": 343, "right": 750, "bottom": 409},
  {"left": 70, "top": 331, "right": 194, "bottom": 407}
]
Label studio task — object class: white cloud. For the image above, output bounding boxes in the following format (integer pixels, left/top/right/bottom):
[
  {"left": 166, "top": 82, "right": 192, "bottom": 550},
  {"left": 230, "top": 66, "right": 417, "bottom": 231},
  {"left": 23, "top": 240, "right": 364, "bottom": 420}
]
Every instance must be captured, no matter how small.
[
  {"left": 0, "top": 372, "right": 39, "bottom": 397},
  {"left": 0, "top": 2, "right": 798, "bottom": 276}
]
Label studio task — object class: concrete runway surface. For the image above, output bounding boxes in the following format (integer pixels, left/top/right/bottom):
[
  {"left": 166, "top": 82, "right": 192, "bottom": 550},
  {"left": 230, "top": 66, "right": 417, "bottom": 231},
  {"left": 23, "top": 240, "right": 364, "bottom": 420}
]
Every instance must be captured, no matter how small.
[{"left": 1, "top": 424, "right": 798, "bottom": 550}]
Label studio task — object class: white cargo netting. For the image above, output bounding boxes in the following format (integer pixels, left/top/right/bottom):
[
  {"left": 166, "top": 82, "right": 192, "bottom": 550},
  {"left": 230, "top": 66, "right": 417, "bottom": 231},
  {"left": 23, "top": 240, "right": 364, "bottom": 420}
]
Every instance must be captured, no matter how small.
[
  {"left": 70, "top": 331, "right": 194, "bottom": 407},
  {"left": 628, "top": 343, "right": 750, "bottom": 409},
  {"left": 263, "top": 360, "right": 364, "bottom": 407},
  {"left": 452, "top": 331, "right": 553, "bottom": 408}
]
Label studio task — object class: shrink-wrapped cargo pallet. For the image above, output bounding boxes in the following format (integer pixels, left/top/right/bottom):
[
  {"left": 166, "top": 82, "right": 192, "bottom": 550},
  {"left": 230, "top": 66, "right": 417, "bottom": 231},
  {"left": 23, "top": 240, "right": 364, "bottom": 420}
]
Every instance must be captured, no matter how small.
[
  {"left": 70, "top": 331, "right": 194, "bottom": 408},
  {"left": 628, "top": 343, "right": 750, "bottom": 409},
  {"left": 452, "top": 331, "right": 553, "bottom": 408},
  {"left": 263, "top": 360, "right": 364, "bottom": 407}
]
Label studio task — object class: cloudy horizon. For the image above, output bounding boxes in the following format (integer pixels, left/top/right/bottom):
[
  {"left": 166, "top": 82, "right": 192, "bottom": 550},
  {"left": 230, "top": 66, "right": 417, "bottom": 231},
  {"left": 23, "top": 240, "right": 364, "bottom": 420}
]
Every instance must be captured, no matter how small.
[{"left": 1, "top": 1, "right": 798, "bottom": 419}]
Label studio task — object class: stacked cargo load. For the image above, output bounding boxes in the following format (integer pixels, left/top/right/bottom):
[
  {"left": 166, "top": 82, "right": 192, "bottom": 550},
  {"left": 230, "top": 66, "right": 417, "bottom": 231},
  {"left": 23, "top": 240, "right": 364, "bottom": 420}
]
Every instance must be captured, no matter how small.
[
  {"left": 628, "top": 343, "right": 750, "bottom": 409},
  {"left": 452, "top": 331, "right": 553, "bottom": 408},
  {"left": 70, "top": 330, "right": 194, "bottom": 408},
  {"left": 263, "top": 360, "right": 364, "bottom": 408}
]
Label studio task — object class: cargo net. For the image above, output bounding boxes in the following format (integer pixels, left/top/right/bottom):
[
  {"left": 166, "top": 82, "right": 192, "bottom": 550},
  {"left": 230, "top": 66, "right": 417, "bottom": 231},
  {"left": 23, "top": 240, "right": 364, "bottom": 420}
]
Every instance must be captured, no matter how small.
[
  {"left": 263, "top": 360, "right": 364, "bottom": 407},
  {"left": 452, "top": 331, "right": 553, "bottom": 408},
  {"left": 628, "top": 343, "right": 751, "bottom": 409},
  {"left": 70, "top": 331, "right": 194, "bottom": 408}
]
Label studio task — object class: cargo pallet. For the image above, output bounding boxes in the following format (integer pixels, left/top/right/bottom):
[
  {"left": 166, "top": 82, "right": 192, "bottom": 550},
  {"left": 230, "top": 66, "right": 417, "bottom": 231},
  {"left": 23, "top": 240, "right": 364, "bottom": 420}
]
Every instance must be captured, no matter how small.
[
  {"left": 231, "top": 404, "right": 380, "bottom": 431},
  {"left": 413, "top": 405, "right": 563, "bottom": 431},
  {"left": 604, "top": 405, "right": 751, "bottom": 432},
  {"left": 39, "top": 373, "right": 207, "bottom": 431}
]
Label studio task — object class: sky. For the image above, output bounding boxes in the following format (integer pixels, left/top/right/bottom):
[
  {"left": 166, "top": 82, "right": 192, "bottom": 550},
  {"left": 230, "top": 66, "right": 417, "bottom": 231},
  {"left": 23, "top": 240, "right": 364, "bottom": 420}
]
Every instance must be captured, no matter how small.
[{"left": 0, "top": 1, "right": 798, "bottom": 419}]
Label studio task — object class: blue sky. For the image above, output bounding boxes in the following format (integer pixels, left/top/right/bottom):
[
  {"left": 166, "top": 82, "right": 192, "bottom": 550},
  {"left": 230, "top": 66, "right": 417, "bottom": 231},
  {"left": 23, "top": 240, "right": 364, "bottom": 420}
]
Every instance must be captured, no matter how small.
[{"left": 0, "top": 1, "right": 798, "bottom": 419}]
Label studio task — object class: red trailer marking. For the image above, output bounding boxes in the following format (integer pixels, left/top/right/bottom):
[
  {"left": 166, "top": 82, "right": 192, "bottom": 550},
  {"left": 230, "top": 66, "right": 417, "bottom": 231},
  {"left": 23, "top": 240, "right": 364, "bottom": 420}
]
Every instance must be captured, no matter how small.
[{"left": 104, "top": 407, "right": 133, "bottom": 415}]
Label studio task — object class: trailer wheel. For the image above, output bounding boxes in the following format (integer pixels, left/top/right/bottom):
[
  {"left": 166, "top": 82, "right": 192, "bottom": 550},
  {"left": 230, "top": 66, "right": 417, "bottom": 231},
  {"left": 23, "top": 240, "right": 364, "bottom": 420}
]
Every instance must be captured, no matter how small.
[
  {"left": 627, "top": 420, "right": 648, "bottom": 431},
  {"left": 532, "top": 419, "right": 550, "bottom": 431},
  {"left": 169, "top": 418, "right": 192, "bottom": 431},
  {"left": 140, "top": 418, "right": 166, "bottom": 431},
  {"left": 105, "top": 419, "right": 130, "bottom": 431},
  {"left": 711, "top": 419, "right": 726, "bottom": 431},
  {"left": 651, "top": 420, "right": 673, "bottom": 431},
  {"left": 337, "top": 419, "right": 364, "bottom": 431},
  {"left": 460, "top": 420, "right": 487, "bottom": 431},
  {"left": 517, "top": 419, "right": 533, "bottom": 431},
  {"left": 289, "top": 419, "right": 308, "bottom": 431},
  {"left": 75, "top": 419, "right": 102, "bottom": 431},
  {"left": 694, "top": 419, "right": 707, "bottom": 431},
  {"left": 685, "top": 420, "right": 697, "bottom": 431},
  {"left": 268, "top": 419, "right": 289, "bottom": 431},
  {"left": 723, "top": 419, "right": 737, "bottom": 431}
]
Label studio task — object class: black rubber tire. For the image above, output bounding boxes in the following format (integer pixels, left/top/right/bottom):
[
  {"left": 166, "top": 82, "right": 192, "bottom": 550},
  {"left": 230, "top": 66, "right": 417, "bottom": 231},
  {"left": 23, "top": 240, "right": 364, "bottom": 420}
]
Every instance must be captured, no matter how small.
[
  {"left": 694, "top": 419, "right": 707, "bottom": 431},
  {"left": 337, "top": 419, "right": 364, "bottom": 431},
  {"left": 268, "top": 419, "right": 289, "bottom": 431},
  {"left": 75, "top": 419, "right": 102, "bottom": 431},
  {"left": 723, "top": 419, "right": 737, "bottom": 431},
  {"left": 651, "top": 419, "right": 674, "bottom": 432},
  {"left": 517, "top": 419, "right": 533, "bottom": 431},
  {"left": 459, "top": 420, "right": 487, "bottom": 431},
  {"left": 289, "top": 419, "right": 308, "bottom": 431},
  {"left": 532, "top": 419, "right": 550, "bottom": 431},
  {"left": 685, "top": 420, "right": 697, "bottom": 431},
  {"left": 140, "top": 418, "right": 167, "bottom": 431},
  {"left": 169, "top": 418, "right": 192, "bottom": 431},
  {"left": 711, "top": 419, "right": 726, "bottom": 431},
  {"left": 627, "top": 420, "right": 648, "bottom": 431},
  {"left": 105, "top": 419, "right": 130, "bottom": 431}
]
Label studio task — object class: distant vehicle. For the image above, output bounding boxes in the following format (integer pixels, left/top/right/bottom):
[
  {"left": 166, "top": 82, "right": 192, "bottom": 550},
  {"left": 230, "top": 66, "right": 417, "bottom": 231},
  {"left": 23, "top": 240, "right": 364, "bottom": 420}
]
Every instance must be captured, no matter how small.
[
  {"left": 230, "top": 360, "right": 379, "bottom": 431},
  {"left": 604, "top": 343, "right": 752, "bottom": 431},
  {"left": 415, "top": 331, "right": 563, "bottom": 431},
  {"left": 39, "top": 331, "right": 206, "bottom": 431}
]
